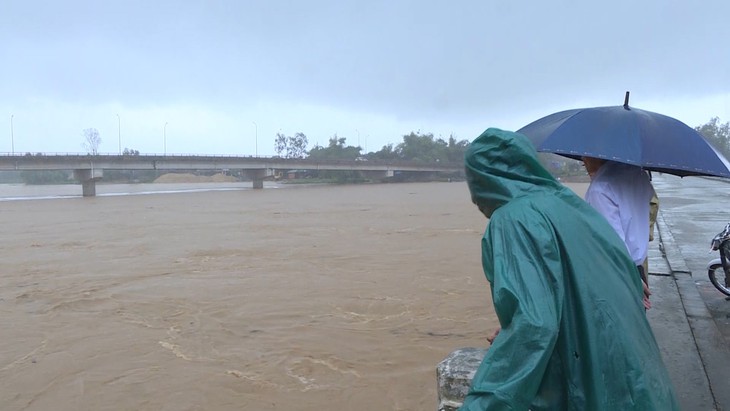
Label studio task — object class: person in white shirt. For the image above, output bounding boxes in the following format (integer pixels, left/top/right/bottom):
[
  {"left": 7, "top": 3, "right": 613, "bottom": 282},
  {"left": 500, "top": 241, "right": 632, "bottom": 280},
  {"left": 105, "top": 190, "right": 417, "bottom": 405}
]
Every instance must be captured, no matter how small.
[{"left": 583, "top": 157, "right": 654, "bottom": 306}]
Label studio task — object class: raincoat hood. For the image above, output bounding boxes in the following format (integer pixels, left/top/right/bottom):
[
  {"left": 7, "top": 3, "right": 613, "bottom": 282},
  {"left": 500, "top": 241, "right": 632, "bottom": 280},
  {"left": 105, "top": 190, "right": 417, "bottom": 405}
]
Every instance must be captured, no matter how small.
[{"left": 464, "top": 128, "right": 562, "bottom": 217}]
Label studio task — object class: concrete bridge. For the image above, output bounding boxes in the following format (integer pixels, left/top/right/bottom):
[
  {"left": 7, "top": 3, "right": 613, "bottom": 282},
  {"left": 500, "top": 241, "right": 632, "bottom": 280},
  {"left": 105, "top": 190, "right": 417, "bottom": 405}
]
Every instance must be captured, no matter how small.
[{"left": 0, "top": 154, "right": 463, "bottom": 196}]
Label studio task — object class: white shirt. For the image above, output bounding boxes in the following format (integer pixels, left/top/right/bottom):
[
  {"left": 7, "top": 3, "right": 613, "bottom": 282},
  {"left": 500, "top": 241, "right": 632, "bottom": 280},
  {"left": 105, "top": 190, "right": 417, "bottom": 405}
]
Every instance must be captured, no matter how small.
[{"left": 584, "top": 161, "right": 654, "bottom": 265}]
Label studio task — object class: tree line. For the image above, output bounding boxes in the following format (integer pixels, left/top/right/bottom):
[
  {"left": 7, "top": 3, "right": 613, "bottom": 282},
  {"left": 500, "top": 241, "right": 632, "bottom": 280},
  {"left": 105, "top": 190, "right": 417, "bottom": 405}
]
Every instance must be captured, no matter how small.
[
  {"left": 696, "top": 117, "right": 730, "bottom": 160},
  {"left": 274, "top": 131, "right": 470, "bottom": 164},
  {"left": 271, "top": 131, "right": 470, "bottom": 183},
  {"left": 273, "top": 117, "right": 730, "bottom": 166}
]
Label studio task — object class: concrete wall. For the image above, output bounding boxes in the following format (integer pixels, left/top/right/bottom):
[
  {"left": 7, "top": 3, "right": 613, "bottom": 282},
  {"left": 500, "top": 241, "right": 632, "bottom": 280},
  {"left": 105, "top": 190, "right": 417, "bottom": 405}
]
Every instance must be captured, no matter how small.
[{"left": 436, "top": 347, "right": 486, "bottom": 411}]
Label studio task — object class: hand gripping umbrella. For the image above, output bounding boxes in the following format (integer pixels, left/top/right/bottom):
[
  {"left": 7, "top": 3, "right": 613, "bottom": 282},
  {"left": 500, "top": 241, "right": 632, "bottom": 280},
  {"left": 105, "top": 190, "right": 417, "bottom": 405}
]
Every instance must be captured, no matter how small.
[{"left": 517, "top": 92, "right": 730, "bottom": 178}]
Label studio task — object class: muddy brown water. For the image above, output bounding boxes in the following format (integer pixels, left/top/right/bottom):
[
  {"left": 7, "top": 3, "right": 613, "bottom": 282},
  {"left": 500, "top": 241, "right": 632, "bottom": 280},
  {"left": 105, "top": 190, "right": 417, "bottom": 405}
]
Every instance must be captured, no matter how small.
[{"left": 0, "top": 181, "right": 588, "bottom": 411}]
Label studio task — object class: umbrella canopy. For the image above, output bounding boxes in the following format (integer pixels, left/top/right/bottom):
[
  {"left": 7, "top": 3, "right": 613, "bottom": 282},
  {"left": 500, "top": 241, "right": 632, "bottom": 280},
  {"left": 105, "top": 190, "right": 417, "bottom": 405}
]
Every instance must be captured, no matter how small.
[{"left": 517, "top": 95, "right": 730, "bottom": 178}]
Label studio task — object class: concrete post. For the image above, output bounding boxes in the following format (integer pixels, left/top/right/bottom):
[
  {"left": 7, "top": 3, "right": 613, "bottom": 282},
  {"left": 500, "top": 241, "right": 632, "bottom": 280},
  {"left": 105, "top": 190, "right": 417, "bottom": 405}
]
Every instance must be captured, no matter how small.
[
  {"left": 436, "top": 347, "right": 486, "bottom": 411},
  {"left": 81, "top": 179, "right": 96, "bottom": 197},
  {"left": 245, "top": 168, "right": 274, "bottom": 189},
  {"left": 73, "top": 168, "right": 104, "bottom": 197}
]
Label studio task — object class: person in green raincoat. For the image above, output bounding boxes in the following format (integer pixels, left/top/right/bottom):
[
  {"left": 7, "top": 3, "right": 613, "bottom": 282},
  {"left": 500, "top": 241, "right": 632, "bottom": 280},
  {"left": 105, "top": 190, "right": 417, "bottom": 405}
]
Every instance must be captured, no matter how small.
[{"left": 460, "top": 128, "right": 679, "bottom": 411}]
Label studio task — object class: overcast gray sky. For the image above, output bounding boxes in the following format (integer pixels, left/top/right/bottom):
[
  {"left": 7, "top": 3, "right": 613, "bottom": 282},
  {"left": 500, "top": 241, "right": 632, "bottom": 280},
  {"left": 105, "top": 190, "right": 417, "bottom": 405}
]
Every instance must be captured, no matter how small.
[{"left": 2, "top": 0, "right": 729, "bottom": 156}]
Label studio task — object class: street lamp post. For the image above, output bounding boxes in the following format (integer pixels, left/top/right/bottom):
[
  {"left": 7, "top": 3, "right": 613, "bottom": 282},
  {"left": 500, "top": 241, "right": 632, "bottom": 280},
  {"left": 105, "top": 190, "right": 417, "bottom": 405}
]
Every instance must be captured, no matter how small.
[
  {"left": 164, "top": 122, "right": 168, "bottom": 155},
  {"left": 116, "top": 114, "right": 121, "bottom": 154},
  {"left": 252, "top": 121, "right": 258, "bottom": 156},
  {"left": 10, "top": 114, "right": 14, "bottom": 154}
]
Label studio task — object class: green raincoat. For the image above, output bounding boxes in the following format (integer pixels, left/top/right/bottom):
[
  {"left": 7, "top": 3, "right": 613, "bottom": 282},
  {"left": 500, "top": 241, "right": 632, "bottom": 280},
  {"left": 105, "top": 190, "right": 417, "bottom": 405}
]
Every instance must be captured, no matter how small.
[{"left": 460, "top": 128, "right": 679, "bottom": 411}]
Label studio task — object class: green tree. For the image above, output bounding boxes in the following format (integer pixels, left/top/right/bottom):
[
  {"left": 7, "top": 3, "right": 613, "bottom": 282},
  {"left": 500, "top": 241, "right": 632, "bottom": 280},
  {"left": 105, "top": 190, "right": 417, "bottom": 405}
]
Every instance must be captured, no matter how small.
[
  {"left": 445, "top": 135, "right": 470, "bottom": 163},
  {"left": 307, "top": 135, "right": 363, "bottom": 182},
  {"left": 696, "top": 117, "right": 730, "bottom": 160},
  {"left": 274, "top": 133, "right": 287, "bottom": 157},
  {"left": 274, "top": 132, "right": 309, "bottom": 158},
  {"left": 288, "top": 132, "right": 309, "bottom": 159},
  {"left": 396, "top": 132, "right": 444, "bottom": 162},
  {"left": 372, "top": 131, "right": 469, "bottom": 163},
  {"left": 367, "top": 143, "right": 399, "bottom": 161},
  {"left": 308, "top": 135, "right": 361, "bottom": 160}
]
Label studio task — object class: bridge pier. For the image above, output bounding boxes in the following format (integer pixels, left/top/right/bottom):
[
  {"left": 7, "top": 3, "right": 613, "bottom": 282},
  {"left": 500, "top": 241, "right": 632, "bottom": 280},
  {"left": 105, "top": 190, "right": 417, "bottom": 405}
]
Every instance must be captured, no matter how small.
[
  {"left": 243, "top": 168, "right": 275, "bottom": 189},
  {"left": 73, "top": 168, "right": 103, "bottom": 197}
]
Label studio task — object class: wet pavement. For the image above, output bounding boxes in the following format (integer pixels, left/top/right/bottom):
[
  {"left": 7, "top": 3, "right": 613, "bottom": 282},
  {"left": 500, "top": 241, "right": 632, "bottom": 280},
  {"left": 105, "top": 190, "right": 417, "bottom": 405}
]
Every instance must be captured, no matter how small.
[{"left": 649, "top": 173, "right": 730, "bottom": 411}]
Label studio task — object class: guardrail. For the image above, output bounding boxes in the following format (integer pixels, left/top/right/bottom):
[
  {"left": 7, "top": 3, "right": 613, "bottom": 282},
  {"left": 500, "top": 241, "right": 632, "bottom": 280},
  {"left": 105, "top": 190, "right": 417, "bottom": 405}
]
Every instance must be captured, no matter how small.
[{"left": 0, "top": 153, "right": 464, "bottom": 172}]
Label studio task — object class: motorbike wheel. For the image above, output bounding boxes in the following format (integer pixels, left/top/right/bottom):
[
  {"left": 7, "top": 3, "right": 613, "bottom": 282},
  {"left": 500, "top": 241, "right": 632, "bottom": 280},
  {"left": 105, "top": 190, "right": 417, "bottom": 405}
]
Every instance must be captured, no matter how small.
[{"left": 708, "top": 263, "right": 730, "bottom": 297}]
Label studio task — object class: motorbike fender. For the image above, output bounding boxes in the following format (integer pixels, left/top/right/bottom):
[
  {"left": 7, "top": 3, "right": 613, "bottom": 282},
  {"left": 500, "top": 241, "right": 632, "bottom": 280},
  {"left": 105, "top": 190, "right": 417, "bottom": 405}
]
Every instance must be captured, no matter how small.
[{"left": 708, "top": 258, "right": 722, "bottom": 270}]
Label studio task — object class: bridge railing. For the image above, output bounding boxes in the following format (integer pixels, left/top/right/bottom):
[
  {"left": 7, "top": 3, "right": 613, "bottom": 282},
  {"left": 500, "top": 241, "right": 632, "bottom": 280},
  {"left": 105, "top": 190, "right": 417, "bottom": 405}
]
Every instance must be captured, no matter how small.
[
  {"left": 0, "top": 152, "right": 275, "bottom": 159},
  {"left": 0, "top": 152, "right": 464, "bottom": 171}
]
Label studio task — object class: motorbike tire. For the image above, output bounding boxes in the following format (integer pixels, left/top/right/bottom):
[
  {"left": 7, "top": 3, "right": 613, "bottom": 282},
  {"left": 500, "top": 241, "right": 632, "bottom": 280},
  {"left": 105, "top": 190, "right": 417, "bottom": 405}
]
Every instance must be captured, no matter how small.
[{"left": 708, "top": 263, "right": 730, "bottom": 297}]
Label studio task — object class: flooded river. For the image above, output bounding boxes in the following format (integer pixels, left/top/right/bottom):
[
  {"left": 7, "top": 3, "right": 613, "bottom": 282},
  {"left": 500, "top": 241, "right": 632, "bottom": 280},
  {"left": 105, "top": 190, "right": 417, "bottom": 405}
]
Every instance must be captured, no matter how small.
[{"left": 0, "top": 181, "right": 585, "bottom": 410}]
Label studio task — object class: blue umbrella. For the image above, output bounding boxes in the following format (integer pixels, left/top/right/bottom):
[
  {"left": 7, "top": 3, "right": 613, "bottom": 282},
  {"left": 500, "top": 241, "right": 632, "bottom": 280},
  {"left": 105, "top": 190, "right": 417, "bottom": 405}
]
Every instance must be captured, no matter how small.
[{"left": 517, "top": 92, "right": 730, "bottom": 178}]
